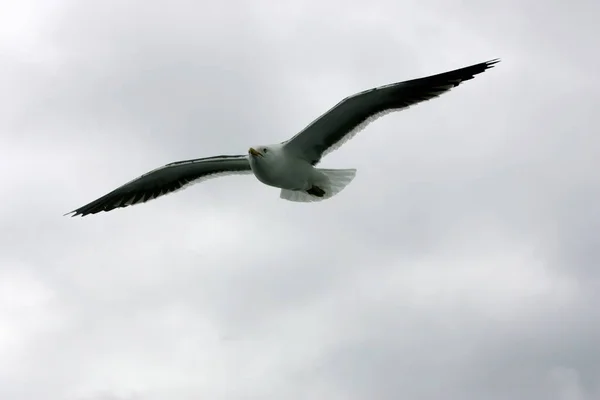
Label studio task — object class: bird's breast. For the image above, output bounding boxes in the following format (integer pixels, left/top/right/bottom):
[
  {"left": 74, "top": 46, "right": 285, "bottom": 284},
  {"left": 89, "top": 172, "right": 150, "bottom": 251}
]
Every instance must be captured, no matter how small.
[{"left": 249, "top": 157, "right": 312, "bottom": 190}]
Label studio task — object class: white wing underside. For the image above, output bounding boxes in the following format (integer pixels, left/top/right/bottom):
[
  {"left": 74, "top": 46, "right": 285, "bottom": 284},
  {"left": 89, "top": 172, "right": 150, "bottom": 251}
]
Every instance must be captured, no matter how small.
[
  {"left": 283, "top": 59, "right": 502, "bottom": 163},
  {"left": 68, "top": 155, "right": 253, "bottom": 216},
  {"left": 291, "top": 83, "right": 457, "bottom": 163}
]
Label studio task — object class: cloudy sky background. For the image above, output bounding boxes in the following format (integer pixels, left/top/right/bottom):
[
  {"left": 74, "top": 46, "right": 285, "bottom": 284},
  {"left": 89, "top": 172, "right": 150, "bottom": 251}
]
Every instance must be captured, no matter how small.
[{"left": 2, "top": 0, "right": 599, "bottom": 399}]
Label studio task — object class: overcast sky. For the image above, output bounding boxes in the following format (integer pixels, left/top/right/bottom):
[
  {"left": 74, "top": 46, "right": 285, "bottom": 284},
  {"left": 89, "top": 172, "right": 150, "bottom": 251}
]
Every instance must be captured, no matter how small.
[{"left": 1, "top": 0, "right": 599, "bottom": 399}]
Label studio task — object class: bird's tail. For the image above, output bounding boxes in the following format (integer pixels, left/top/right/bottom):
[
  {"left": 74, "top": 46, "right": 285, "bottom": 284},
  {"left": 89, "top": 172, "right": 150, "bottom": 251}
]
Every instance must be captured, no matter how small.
[{"left": 279, "top": 168, "right": 356, "bottom": 203}]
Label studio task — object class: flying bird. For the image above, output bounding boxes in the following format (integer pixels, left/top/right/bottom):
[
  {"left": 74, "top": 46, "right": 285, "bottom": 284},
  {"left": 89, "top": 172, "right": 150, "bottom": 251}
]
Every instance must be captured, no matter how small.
[{"left": 66, "top": 58, "right": 500, "bottom": 217}]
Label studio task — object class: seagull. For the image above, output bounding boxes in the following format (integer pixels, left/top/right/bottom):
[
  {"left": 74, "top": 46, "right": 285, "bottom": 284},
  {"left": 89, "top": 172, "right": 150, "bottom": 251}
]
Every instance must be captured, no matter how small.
[{"left": 66, "top": 58, "right": 500, "bottom": 217}]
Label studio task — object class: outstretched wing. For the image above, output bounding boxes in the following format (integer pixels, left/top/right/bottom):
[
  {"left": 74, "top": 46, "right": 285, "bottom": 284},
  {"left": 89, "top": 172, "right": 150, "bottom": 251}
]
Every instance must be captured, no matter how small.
[
  {"left": 66, "top": 155, "right": 252, "bottom": 217},
  {"left": 283, "top": 59, "right": 500, "bottom": 165}
]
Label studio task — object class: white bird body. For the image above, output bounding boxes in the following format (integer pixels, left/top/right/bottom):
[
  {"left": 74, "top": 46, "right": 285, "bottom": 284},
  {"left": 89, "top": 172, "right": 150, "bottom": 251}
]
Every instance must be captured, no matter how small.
[
  {"left": 247, "top": 143, "right": 357, "bottom": 201},
  {"left": 66, "top": 59, "right": 499, "bottom": 216},
  {"left": 247, "top": 144, "right": 313, "bottom": 191}
]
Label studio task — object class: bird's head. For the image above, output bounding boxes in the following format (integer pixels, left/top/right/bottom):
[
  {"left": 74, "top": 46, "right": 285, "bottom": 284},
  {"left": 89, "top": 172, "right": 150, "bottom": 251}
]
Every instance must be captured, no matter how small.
[{"left": 248, "top": 145, "right": 271, "bottom": 160}]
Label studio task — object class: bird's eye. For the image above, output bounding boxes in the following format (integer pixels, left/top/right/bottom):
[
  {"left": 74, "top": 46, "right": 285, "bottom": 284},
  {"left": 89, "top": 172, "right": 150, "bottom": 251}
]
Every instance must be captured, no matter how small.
[{"left": 263, "top": 148, "right": 268, "bottom": 153}]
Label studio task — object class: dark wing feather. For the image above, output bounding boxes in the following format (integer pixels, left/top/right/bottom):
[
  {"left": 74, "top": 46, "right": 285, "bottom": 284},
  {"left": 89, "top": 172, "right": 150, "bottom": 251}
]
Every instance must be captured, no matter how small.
[
  {"left": 65, "top": 155, "right": 251, "bottom": 217},
  {"left": 283, "top": 59, "right": 500, "bottom": 164}
]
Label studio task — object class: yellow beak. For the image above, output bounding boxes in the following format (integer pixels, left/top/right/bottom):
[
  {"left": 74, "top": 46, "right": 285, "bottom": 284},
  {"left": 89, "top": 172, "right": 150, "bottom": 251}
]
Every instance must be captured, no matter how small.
[{"left": 248, "top": 147, "right": 262, "bottom": 157}]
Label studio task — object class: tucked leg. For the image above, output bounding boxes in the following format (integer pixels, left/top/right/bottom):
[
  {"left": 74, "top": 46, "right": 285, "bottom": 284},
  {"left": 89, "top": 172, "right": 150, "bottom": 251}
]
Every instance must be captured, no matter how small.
[{"left": 306, "top": 185, "right": 326, "bottom": 197}]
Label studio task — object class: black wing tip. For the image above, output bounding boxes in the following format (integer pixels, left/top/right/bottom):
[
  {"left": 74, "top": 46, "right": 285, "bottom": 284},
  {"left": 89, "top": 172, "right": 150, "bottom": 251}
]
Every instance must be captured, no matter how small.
[
  {"left": 64, "top": 203, "right": 129, "bottom": 218},
  {"left": 484, "top": 58, "right": 501, "bottom": 68},
  {"left": 64, "top": 202, "right": 120, "bottom": 218},
  {"left": 63, "top": 209, "right": 89, "bottom": 217},
  {"left": 451, "top": 58, "right": 501, "bottom": 84},
  {"left": 468, "top": 58, "right": 501, "bottom": 75}
]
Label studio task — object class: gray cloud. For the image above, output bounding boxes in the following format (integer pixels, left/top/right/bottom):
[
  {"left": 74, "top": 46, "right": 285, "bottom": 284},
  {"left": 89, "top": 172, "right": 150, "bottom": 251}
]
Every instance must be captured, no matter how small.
[{"left": 1, "top": 0, "right": 599, "bottom": 399}]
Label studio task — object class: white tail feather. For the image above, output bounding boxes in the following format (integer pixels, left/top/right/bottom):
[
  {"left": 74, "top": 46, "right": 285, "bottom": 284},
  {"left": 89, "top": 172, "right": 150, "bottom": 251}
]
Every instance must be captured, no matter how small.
[{"left": 280, "top": 168, "right": 356, "bottom": 203}]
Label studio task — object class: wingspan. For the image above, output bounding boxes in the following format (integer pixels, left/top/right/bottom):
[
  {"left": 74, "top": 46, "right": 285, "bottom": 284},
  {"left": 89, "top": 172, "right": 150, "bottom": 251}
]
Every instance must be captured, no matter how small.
[
  {"left": 283, "top": 59, "right": 500, "bottom": 164},
  {"left": 66, "top": 155, "right": 252, "bottom": 217}
]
